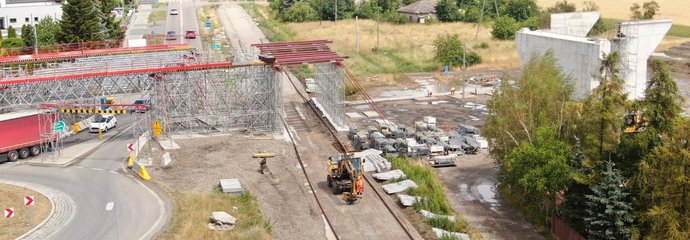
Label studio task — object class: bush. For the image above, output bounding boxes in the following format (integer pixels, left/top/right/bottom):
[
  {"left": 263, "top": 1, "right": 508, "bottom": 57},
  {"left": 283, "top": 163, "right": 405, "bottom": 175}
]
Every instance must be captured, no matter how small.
[
  {"left": 519, "top": 15, "right": 540, "bottom": 30},
  {"left": 283, "top": 1, "right": 318, "bottom": 22},
  {"left": 473, "top": 41, "right": 490, "bottom": 49},
  {"left": 1, "top": 38, "right": 24, "bottom": 48},
  {"left": 436, "top": 0, "right": 461, "bottom": 22},
  {"left": 433, "top": 34, "right": 482, "bottom": 68},
  {"left": 382, "top": 10, "right": 407, "bottom": 24},
  {"left": 6, "top": 26, "right": 17, "bottom": 39},
  {"left": 461, "top": 6, "right": 481, "bottom": 22},
  {"left": 423, "top": 16, "right": 439, "bottom": 25},
  {"left": 492, "top": 16, "right": 518, "bottom": 40}
]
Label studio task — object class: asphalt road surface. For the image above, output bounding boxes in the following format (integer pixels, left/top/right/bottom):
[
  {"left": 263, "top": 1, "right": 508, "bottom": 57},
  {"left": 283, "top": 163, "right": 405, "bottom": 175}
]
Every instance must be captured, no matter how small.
[
  {"left": 166, "top": 0, "right": 203, "bottom": 50},
  {"left": 0, "top": 114, "right": 169, "bottom": 239}
]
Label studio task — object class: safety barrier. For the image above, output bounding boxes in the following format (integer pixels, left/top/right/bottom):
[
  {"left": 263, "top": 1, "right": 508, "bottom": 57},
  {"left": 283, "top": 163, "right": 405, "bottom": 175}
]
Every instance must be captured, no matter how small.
[{"left": 60, "top": 109, "right": 128, "bottom": 114}]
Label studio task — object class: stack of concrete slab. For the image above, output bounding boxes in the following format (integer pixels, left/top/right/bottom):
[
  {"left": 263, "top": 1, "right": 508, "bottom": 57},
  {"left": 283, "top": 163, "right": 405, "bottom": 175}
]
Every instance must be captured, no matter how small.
[
  {"left": 354, "top": 149, "right": 391, "bottom": 173},
  {"left": 219, "top": 179, "right": 243, "bottom": 193},
  {"left": 432, "top": 228, "right": 471, "bottom": 240},
  {"left": 382, "top": 179, "right": 418, "bottom": 194},
  {"left": 373, "top": 169, "right": 406, "bottom": 181},
  {"left": 398, "top": 194, "right": 424, "bottom": 207}
]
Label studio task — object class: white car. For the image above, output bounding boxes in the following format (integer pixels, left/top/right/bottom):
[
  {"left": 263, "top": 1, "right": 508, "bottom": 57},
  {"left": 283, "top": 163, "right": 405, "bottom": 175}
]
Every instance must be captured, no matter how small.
[
  {"left": 170, "top": 9, "right": 178, "bottom": 15},
  {"left": 89, "top": 114, "right": 117, "bottom": 133}
]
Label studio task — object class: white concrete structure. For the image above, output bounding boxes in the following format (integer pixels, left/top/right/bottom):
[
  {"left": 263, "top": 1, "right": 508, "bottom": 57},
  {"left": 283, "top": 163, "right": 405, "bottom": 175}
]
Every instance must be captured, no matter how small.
[
  {"left": 516, "top": 12, "right": 672, "bottom": 100},
  {"left": 550, "top": 11, "right": 600, "bottom": 37},
  {"left": 0, "top": 0, "right": 62, "bottom": 36}
]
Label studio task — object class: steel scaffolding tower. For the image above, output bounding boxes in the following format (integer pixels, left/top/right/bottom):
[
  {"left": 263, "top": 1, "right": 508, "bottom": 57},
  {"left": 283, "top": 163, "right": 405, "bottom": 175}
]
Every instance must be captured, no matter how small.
[
  {"left": 315, "top": 63, "right": 345, "bottom": 128},
  {"left": 150, "top": 64, "right": 282, "bottom": 136}
]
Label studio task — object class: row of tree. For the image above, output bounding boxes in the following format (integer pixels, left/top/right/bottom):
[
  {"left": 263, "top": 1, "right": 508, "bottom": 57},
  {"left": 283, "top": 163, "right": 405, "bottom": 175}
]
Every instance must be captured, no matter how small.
[
  {"left": 269, "top": 0, "right": 414, "bottom": 24},
  {"left": 0, "top": 0, "right": 126, "bottom": 50},
  {"left": 483, "top": 50, "right": 689, "bottom": 239}
]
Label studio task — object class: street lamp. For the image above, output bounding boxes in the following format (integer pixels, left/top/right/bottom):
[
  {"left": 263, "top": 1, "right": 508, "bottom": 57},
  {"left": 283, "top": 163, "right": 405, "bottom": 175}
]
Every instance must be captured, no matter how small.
[{"left": 105, "top": 202, "right": 120, "bottom": 240}]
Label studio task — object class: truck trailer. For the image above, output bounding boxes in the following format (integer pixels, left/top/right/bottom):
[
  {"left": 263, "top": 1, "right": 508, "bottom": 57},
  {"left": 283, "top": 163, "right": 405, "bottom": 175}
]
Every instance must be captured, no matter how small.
[{"left": 0, "top": 111, "right": 56, "bottom": 162}]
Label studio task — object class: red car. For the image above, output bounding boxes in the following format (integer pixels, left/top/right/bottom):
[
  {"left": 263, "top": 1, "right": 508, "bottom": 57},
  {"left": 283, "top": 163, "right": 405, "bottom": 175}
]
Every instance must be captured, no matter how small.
[{"left": 185, "top": 31, "right": 197, "bottom": 39}]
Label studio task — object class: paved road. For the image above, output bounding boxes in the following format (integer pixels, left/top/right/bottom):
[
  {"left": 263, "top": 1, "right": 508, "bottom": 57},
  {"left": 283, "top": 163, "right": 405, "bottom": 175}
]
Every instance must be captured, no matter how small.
[
  {"left": 0, "top": 114, "right": 169, "bottom": 239},
  {"left": 166, "top": 0, "right": 203, "bottom": 50}
]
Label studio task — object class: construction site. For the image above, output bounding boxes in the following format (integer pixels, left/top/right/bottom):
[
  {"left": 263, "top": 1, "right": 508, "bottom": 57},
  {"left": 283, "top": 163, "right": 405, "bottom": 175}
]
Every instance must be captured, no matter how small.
[{"left": 2, "top": 1, "right": 690, "bottom": 239}]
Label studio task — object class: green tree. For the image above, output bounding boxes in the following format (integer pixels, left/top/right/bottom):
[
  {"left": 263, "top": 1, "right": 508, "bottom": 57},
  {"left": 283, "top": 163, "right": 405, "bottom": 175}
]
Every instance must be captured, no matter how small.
[
  {"left": 314, "top": 0, "right": 355, "bottom": 21},
  {"left": 585, "top": 161, "right": 634, "bottom": 240},
  {"left": 546, "top": 0, "right": 576, "bottom": 13},
  {"left": 432, "top": 34, "right": 481, "bottom": 68},
  {"left": 21, "top": 24, "right": 34, "bottom": 47},
  {"left": 270, "top": 0, "right": 298, "bottom": 14},
  {"left": 436, "top": 0, "right": 461, "bottom": 22},
  {"left": 644, "top": 59, "right": 683, "bottom": 134},
  {"left": 503, "top": 0, "right": 539, "bottom": 22},
  {"left": 484, "top": 50, "right": 574, "bottom": 159},
  {"left": 580, "top": 52, "right": 628, "bottom": 166},
  {"left": 283, "top": 1, "right": 319, "bottom": 22},
  {"left": 631, "top": 0, "right": 660, "bottom": 20},
  {"left": 6, "top": 26, "right": 17, "bottom": 39},
  {"left": 582, "top": 1, "right": 598, "bottom": 11},
  {"left": 58, "top": 0, "right": 104, "bottom": 43},
  {"left": 35, "top": 16, "right": 60, "bottom": 46},
  {"left": 503, "top": 127, "right": 573, "bottom": 220},
  {"left": 637, "top": 117, "right": 690, "bottom": 239},
  {"left": 492, "top": 16, "right": 518, "bottom": 40}
]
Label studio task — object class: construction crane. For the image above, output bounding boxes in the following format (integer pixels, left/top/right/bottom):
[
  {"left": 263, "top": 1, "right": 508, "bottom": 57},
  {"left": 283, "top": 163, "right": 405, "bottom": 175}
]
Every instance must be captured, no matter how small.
[
  {"left": 326, "top": 153, "right": 365, "bottom": 205},
  {"left": 623, "top": 111, "right": 649, "bottom": 133}
]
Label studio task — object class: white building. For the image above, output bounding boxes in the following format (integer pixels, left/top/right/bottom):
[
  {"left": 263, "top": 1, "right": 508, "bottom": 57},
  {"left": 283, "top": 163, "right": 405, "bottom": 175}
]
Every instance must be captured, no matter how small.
[
  {"left": 516, "top": 12, "right": 671, "bottom": 100},
  {"left": 0, "top": 0, "right": 62, "bottom": 36}
]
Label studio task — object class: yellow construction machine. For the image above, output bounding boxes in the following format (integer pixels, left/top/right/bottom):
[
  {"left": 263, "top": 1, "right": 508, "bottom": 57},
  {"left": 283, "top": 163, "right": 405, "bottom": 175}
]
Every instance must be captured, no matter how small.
[
  {"left": 326, "top": 153, "right": 365, "bottom": 205},
  {"left": 623, "top": 111, "right": 649, "bottom": 133}
]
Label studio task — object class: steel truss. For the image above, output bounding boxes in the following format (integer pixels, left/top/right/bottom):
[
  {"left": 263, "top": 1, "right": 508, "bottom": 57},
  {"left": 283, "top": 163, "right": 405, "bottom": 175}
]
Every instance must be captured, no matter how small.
[
  {"left": 150, "top": 64, "right": 282, "bottom": 136},
  {"left": 314, "top": 63, "right": 346, "bottom": 128}
]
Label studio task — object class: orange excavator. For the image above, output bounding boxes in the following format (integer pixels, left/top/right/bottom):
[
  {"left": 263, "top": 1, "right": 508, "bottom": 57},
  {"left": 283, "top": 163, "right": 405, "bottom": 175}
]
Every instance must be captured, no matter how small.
[
  {"left": 623, "top": 111, "right": 649, "bottom": 133},
  {"left": 326, "top": 153, "right": 365, "bottom": 205}
]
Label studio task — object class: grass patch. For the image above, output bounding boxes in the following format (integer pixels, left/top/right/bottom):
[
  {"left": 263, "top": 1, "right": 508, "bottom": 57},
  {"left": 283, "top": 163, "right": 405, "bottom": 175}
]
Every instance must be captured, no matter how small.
[
  {"left": 668, "top": 24, "right": 690, "bottom": 38},
  {"left": 147, "top": 10, "right": 167, "bottom": 25},
  {"left": 157, "top": 190, "right": 272, "bottom": 240},
  {"left": 388, "top": 156, "right": 472, "bottom": 235},
  {"left": 241, "top": 3, "right": 294, "bottom": 42},
  {"left": 152, "top": 2, "right": 168, "bottom": 8},
  {"left": 0, "top": 183, "right": 51, "bottom": 239}
]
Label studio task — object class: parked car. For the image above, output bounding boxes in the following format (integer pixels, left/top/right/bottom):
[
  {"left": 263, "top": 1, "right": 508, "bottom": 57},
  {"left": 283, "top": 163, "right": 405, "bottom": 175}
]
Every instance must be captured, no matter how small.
[
  {"left": 131, "top": 99, "right": 151, "bottom": 113},
  {"left": 170, "top": 9, "right": 179, "bottom": 15},
  {"left": 185, "top": 30, "right": 197, "bottom": 39},
  {"left": 166, "top": 31, "right": 177, "bottom": 40},
  {"left": 90, "top": 114, "right": 117, "bottom": 133}
]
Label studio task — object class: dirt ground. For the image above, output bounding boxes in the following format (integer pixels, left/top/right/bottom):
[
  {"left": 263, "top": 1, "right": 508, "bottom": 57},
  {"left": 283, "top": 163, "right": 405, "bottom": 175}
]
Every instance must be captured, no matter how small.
[
  {"left": 144, "top": 135, "right": 325, "bottom": 240},
  {"left": 346, "top": 79, "right": 545, "bottom": 239},
  {"left": 0, "top": 183, "right": 51, "bottom": 239}
]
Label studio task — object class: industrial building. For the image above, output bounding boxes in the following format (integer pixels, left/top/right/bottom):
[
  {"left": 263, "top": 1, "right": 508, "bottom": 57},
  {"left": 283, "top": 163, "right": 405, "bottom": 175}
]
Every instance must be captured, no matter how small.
[
  {"left": 516, "top": 12, "right": 671, "bottom": 100},
  {"left": 0, "top": 0, "right": 62, "bottom": 36}
]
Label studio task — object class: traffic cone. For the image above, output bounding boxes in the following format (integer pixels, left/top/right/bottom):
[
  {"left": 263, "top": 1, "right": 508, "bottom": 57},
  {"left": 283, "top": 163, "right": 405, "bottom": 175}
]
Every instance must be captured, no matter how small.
[{"left": 73, "top": 122, "right": 80, "bottom": 133}]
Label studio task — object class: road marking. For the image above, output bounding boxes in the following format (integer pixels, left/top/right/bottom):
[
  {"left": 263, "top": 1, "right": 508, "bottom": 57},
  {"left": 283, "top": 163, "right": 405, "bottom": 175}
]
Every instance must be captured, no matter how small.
[
  {"left": 92, "top": 168, "right": 104, "bottom": 171},
  {"left": 108, "top": 170, "right": 118, "bottom": 174}
]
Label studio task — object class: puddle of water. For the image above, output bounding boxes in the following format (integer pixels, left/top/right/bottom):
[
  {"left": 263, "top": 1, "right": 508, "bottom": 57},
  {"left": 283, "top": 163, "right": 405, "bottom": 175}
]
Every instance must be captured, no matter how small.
[
  {"left": 477, "top": 184, "right": 498, "bottom": 203},
  {"left": 431, "top": 100, "right": 449, "bottom": 105},
  {"left": 352, "top": 105, "right": 370, "bottom": 110},
  {"left": 415, "top": 102, "right": 430, "bottom": 105},
  {"left": 378, "top": 78, "right": 455, "bottom": 98}
]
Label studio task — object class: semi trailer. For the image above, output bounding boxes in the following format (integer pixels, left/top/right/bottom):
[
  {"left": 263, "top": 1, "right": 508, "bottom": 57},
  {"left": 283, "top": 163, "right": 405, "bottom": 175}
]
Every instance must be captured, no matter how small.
[{"left": 0, "top": 111, "right": 56, "bottom": 162}]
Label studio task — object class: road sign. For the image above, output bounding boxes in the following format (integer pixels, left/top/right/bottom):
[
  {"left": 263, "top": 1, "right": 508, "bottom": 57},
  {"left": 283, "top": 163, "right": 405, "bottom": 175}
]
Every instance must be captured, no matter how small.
[
  {"left": 127, "top": 144, "right": 135, "bottom": 152},
  {"left": 205, "top": 20, "right": 211, "bottom": 30},
  {"left": 51, "top": 121, "right": 66, "bottom": 132},
  {"left": 4, "top": 208, "right": 14, "bottom": 218},
  {"left": 24, "top": 196, "right": 34, "bottom": 206},
  {"left": 152, "top": 119, "right": 163, "bottom": 138},
  {"left": 213, "top": 42, "right": 222, "bottom": 49}
]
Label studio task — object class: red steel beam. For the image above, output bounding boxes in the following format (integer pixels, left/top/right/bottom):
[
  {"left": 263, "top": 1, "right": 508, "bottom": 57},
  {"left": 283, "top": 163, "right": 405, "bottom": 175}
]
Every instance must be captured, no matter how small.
[
  {"left": 41, "top": 103, "right": 147, "bottom": 108},
  {"left": 0, "top": 62, "right": 234, "bottom": 86},
  {"left": 0, "top": 44, "right": 194, "bottom": 65}
]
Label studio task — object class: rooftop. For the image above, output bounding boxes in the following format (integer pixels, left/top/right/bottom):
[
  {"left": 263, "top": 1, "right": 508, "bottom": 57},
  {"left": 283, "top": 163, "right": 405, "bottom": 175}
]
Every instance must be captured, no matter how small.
[{"left": 398, "top": 0, "right": 438, "bottom": 14}]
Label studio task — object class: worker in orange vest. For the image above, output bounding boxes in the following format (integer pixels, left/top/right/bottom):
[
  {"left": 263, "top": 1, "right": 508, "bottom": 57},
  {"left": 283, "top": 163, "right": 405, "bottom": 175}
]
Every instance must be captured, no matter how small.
[{"left": 355, "top": 176, "right": 364, "bottom": 198}]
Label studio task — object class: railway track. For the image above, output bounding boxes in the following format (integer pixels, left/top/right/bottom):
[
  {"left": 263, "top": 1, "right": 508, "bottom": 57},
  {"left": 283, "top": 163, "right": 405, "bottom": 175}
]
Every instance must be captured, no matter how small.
[{"left": 281, "top": 70, "right": 423, "bottom": 240}]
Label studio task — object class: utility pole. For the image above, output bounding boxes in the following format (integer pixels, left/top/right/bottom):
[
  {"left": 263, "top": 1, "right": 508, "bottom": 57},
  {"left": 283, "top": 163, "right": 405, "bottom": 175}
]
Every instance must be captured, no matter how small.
[
  {"left": 355, "top": 16, "right": 359, "bottom": 54},
  {"left": 33, "top": 24, "right": 38, "bottom": 54},
  {"left": 462, "top": 43, "right": 467, "bottom": 102},
  {"left": 376, "top": 11, "right": 380, "bottom": 50},
  {"left": 494, "top": 0, "right": 500, "bottom": 17},
  {"left": 475, "top": 0, "right": 486, "bottom": 40},
  {"left": 335, "top": 0, "right": 338, "bottom": 22}
]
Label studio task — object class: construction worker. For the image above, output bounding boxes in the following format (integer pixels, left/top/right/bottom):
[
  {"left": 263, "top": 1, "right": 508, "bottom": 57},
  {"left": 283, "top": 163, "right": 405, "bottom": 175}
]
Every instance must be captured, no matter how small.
[
  {"left": 355, "top": 176, "right": 364, "bottom": 198},
  {"left": 450, "top": 87, "right": 456, "bottom": 95}
]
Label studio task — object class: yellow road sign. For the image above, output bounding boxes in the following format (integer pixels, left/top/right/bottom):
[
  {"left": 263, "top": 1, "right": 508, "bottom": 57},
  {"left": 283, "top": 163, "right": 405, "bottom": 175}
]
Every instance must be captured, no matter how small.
[{"left": 152, "top": 119, "right": 163, "bottom": 138}]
